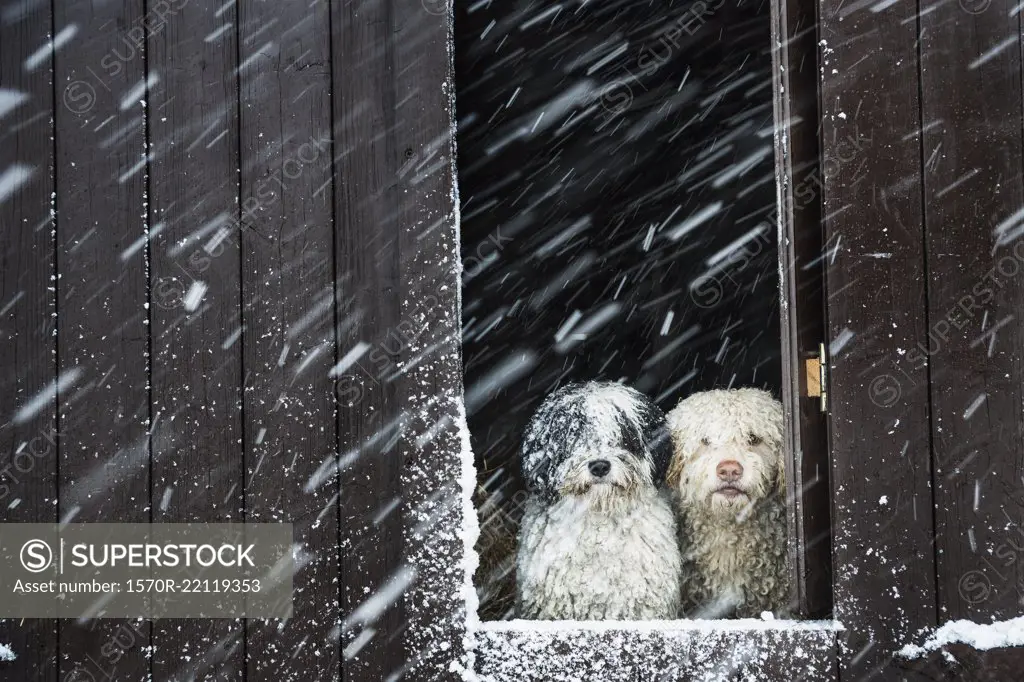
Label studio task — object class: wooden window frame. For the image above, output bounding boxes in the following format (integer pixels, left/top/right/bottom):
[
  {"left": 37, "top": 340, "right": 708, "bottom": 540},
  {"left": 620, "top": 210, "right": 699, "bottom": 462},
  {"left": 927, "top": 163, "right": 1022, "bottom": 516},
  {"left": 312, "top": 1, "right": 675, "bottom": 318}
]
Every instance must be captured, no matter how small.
[
  {"left": 384, "top": 0, "right": 1024, "bottom": 679},
  {"left": 404, "top": 0, "right": 842, "bottom": 678}
]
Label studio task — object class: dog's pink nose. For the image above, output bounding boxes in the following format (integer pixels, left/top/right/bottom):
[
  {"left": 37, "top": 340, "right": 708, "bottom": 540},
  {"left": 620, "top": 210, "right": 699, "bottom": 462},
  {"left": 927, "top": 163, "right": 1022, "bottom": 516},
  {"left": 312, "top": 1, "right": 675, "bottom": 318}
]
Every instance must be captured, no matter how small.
[{"left": 716, "top": 460, "right": 743, "bottom": 482}]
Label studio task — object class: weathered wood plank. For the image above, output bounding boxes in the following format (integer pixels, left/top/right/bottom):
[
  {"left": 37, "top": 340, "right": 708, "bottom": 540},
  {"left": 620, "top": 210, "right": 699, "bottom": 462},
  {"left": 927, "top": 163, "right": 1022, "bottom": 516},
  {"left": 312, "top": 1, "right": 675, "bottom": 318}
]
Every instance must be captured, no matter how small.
[
  {"left": 0, "top": 2, "right": 57, "bottom": 679},
  {"left": 236, "top": 0, "right": 339, "bottom": 678},
  {"left": 474, "top": 625, "right": 838, "bottom": 681},
  {"left": 147, "top": 1, "right": 244, "bottom": 678},
  {"left": 770, "top": 0, "right": 831, "bottom": 619},
  {"left": 920, "top": 1, "right": 1024, "bottom": 623},
  {"left": 906, "top": 645, "right": 1024, "bottom": 681},
  {"left": 329, "top": 0, "right": 410, "bottom": 677},
  {"left": 391, "top": 2, "right": 463, "bottom": 679},
  {"left": 817, "top": 0, "right": 938, "bottom": 676},
  {"left": 52, "top": 1, "right": 152, "bottom": 678}
]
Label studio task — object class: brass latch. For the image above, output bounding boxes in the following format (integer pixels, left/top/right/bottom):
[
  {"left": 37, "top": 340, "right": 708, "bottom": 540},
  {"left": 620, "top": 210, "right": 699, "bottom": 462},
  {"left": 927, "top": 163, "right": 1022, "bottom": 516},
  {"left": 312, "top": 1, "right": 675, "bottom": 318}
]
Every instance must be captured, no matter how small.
[{"left": 804, "top": 343, "right": 827, "bottom": 413}]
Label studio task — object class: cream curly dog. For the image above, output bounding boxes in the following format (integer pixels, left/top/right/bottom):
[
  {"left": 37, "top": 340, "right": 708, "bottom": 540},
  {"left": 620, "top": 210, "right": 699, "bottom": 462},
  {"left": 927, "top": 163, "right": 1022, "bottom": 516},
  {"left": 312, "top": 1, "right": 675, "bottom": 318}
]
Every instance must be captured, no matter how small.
[{"left": 666, "top": 388, "right": 789, "bottom": 618}]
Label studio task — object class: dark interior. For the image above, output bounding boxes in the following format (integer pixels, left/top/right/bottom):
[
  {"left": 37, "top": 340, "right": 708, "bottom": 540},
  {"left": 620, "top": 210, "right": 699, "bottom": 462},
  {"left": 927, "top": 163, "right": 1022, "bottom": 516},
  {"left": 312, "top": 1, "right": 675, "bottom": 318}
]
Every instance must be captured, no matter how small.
[{"left": 456, "top": 0, "right": 779, "bottom": 619}]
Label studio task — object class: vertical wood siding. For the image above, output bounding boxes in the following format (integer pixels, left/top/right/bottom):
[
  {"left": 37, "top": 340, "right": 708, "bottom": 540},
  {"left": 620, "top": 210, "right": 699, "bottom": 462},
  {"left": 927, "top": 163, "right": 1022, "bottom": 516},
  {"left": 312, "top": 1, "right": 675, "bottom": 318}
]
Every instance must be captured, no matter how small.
[
  {"left": 5, "top": 0, "right": 1024, "bottom": 679},
  {"left": 818, "top": 0, "right": 939, "bottom": 677},
  {"left": 919, "top": 0, "right": 1024, "bottom": 624},
  {"left": 0, "top": 0, "right": 57, "bottom": 679}
]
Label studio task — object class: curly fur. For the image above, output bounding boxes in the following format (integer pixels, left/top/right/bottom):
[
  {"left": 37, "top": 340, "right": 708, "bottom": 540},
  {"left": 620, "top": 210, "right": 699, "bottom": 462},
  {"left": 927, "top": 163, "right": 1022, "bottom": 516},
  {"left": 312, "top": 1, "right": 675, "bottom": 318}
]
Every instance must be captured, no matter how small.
[
  {"left": 665, "top": 388, "right": 789, "bottom": 618},
  {"left": 515, "top": 381, "right": 681, "bottom": 620}
]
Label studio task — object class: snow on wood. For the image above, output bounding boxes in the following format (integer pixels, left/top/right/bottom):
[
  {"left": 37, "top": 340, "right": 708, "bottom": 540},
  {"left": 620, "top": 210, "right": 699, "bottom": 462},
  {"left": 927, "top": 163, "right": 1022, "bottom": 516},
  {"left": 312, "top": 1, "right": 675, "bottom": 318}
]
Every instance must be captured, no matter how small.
[
  {"left": 473, "top": 622, "right": 838, "bottom": 681},
  {"left": 898, "top": 616, "right": 1024, "bottom": 659},
  {"left": 477, "top": 618, "right": 842, "bottom": 633}
]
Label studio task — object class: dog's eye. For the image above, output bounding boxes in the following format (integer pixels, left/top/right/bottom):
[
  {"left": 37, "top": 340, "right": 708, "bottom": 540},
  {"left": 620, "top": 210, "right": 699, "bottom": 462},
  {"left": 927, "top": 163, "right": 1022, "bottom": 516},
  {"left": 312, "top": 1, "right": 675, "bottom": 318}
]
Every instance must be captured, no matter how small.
[
  {"left": 700, "top": 437, "right": 711, "bottom": 446},
  {"left": 748, "top": 434, "right": 763, "bottom": 446}
]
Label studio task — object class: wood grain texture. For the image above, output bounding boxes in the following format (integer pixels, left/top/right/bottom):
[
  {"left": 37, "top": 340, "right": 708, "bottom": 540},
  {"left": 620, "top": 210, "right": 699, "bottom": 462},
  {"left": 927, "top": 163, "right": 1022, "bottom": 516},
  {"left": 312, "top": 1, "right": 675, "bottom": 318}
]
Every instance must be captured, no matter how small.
[
  {"left": 236, "top": 0, "right": 339, "bottom": 678},
  {"left": 0, "top": 1, "right": 58, "bottom": 679},
  {"left": 52, "top": 0, "right": 152, "bottom": 678},
  {"left": 818, "top": 0, "right": 939, "bottom": 676},
  {"left": 147, "top": 1, "right": 244, "bottom": 678},
  {"left": 771, "top": 0, "right": 832, "bottom": 619},
  {"left": 14, "top": 0, "right": 1024, "bottom": 679},
  {"left": 920, "top": 1, "right": 1024, "bottom": 623},
  {"left": 905, "top": 645, "right": 1024, "bottom": 681},
  {"left": 391, "top": 3, "right": 463, "bottom": 680},
  {"left": 329, "top": 0, "right": 407, "bottom": 677}
]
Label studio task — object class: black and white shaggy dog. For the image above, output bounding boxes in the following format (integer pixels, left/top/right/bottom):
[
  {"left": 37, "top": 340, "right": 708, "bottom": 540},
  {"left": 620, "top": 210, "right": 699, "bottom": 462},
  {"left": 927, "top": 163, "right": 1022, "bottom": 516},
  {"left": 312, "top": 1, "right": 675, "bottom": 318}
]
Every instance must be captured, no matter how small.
[
  {"left": 666, "top": 388, "right": 789, "bottom": 618},
  {"left": 515, "top": 381, "right": 681, "bottom": 620}
]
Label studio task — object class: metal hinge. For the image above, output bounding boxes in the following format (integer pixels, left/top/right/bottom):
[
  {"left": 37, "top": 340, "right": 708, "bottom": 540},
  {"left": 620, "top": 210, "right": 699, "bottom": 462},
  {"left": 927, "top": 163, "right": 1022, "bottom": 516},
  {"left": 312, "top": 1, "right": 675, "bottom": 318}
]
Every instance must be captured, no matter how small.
[{"left": 804, "top": 342, "right": 828, "bottom": 413}]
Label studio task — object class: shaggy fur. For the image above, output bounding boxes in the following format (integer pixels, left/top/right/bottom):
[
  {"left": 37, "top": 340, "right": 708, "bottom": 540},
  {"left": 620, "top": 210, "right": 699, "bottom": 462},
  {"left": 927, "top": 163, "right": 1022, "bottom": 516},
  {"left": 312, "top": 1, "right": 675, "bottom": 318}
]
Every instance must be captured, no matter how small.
[
  {"left": 515, "top": 381, "right": 681, "bottom": 620},
  {"left": 666, "top": 388, "right": 789, "bottom": 618}
]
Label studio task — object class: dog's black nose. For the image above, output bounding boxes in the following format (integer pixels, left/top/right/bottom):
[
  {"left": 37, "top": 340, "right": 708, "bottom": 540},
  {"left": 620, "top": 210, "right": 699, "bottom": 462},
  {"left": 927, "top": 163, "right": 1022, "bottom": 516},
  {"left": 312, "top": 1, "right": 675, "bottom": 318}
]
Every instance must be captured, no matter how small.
[{"left": 588, "top": 460, "right": 611, "bottom": 477}]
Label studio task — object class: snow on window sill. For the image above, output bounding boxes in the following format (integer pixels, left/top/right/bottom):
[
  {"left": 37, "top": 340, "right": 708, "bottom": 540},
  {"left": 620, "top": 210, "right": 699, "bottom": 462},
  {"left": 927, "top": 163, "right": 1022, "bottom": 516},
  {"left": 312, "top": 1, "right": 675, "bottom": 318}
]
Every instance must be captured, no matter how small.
[
  {"left": 473, "top": 617, "right": 844, "bottom": 634},
  {"left": 468, "top": 617, "right": 841, "bottom": 680}
]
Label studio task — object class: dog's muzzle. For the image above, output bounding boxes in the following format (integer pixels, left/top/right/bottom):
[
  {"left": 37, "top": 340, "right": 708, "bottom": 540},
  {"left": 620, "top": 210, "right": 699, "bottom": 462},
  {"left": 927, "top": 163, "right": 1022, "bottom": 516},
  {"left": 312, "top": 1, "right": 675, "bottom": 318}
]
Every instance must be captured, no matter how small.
[
  {"left": 713, "top": 459, "right": 748, "bottom": 498},
  {"left": 715, "top": 484, "right": 747, "bottom": 498}
]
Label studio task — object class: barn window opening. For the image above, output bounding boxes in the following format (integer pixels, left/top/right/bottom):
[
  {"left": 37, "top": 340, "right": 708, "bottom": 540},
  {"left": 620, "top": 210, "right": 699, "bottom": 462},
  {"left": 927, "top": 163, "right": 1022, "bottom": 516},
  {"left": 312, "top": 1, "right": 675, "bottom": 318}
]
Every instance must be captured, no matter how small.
[{"left": 456, "top": 0, "right": 829, "bottom": 624}]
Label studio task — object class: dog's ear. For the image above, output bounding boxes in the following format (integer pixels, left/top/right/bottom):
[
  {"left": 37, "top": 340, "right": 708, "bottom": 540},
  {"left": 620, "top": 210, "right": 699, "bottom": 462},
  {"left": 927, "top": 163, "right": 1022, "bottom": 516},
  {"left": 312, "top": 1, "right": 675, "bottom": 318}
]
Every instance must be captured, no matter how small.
[
  {"left": 662, "top": 403, "right": 687, "bottom": 490},
  {"left": 646, "top": 423, "right": 674, "bottom": 485},
  {"left": 523, "top": 454, "right": 552, "bottom": 495},
  {"left": 773, "top": 447, "right": 788, "bottom": 500},
  {"left": 664, "top": 449, "right": 685, "bottom": 490},
  {"left": 767, "top": 398, "right": 787, "bottom": 500},
  {"left": 633, "top": 396, "right": 674, "bottom": 485}
]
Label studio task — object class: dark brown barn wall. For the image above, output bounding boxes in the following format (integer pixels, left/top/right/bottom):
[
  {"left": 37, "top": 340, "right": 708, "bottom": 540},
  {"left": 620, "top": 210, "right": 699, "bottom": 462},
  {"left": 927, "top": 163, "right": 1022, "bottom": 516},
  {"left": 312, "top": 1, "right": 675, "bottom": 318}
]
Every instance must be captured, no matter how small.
[
  {"left": 818, "top": 0, "right": 939, "bottom": 679},
  {"left": 822, "top": 0, "right": 1024, "bottom": 677},
  {"left": 147, "top": 1, "right": 245, "bottom": 678},
  {"left": 235, "top": 0, "right": 339, "bottom": 675},
  {"left": 14, "top": 0, "right": 1024, "bottom": 679},
  {"left": 2, "top": 0, "right": 458, "bottom": 679},
  {"left": 392, "top": 7, "right": 464, "bottom": 681},
  {"left": 920, "top": 0, "right": 1024, "bottom": 623},
  {"left": 238, "top": 0, "right": 340, "bottom": 679},
  {"left": 329, "top": 0, "right": 406, "bottom": 677},
  {"left": 52, "top": 0, "right": 152, "bottom": 677},
  {"left": 0, "top": 0, "right": 58, "bottom": 678}
]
